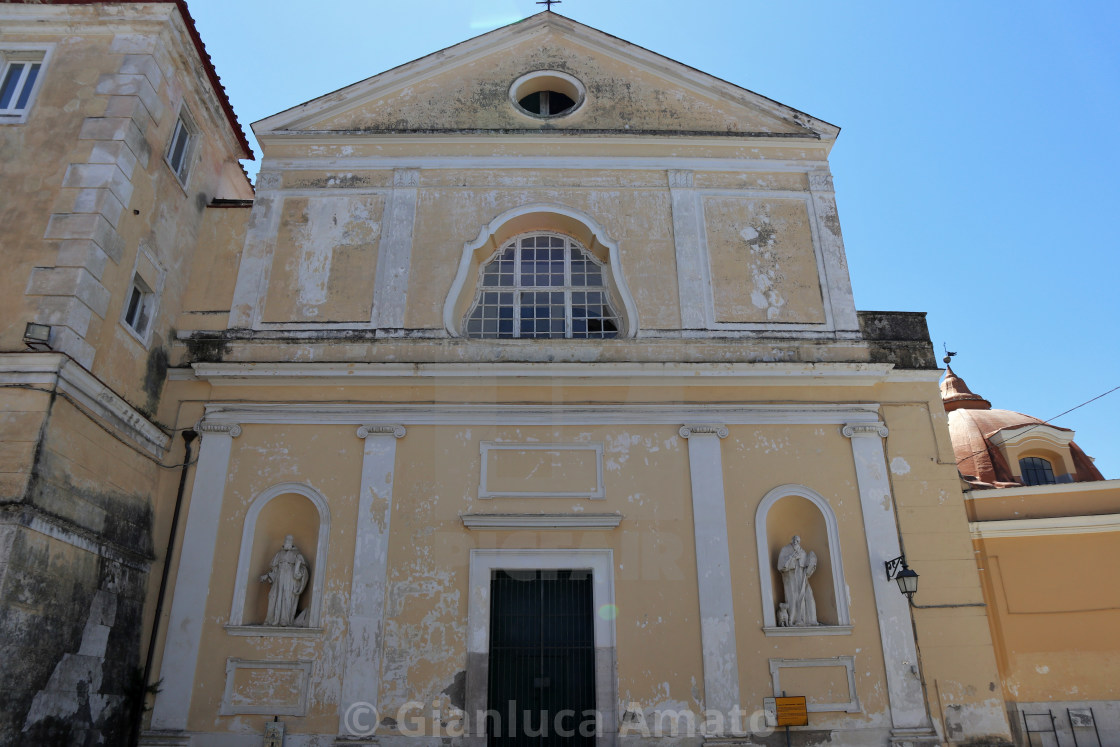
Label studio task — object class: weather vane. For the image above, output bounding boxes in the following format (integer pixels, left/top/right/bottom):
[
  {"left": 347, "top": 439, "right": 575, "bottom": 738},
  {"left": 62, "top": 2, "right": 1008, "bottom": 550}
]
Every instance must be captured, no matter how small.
[
  {"left": 943, "top": 343, "right": 958, "bottom": 366},
  {"left": 537, "top": 0, "right": 561, "bottom": 9}
]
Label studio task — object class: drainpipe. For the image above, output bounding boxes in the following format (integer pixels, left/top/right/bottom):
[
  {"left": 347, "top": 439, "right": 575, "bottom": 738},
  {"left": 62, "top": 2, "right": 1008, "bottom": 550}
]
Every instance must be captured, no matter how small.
[{"left": 132, "top": 429, "right": 197, "bottom": 746}]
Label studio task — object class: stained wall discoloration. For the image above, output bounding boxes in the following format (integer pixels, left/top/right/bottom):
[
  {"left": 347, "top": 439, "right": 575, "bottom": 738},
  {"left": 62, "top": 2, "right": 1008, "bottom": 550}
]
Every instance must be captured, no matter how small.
[
  {"left": 262, "top": 194, "right": 385, "bottom": 323},
  {"left": 0, "top": 392, "right": 155, "bottom": 744},
  {"left": 703, "top": 196, "right": 825, "bottom": 324},
  {"left": 310, "top": 31, "right": 815, "bottom": 135}
]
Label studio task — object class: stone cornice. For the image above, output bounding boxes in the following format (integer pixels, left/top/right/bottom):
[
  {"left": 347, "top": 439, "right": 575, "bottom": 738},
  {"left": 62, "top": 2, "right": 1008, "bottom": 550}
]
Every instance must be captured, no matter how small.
[
  {"left": 460, "top": 513, "right": 623, "bottom": 530},
  {"left": 198, "top": 402, "right": 883, "bottom": 428},
  {"left": 0, "top": 352, "right": 169, "bottom": 457}
]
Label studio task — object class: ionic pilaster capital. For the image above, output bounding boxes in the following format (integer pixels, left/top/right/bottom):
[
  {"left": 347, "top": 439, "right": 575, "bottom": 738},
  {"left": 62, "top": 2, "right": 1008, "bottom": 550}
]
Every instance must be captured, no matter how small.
[
  {"left": 393, "top": 168, "right": 419, "bottom": 188},
  {"left": 841, "top": 423, "right": 888, "bottom": 439},
  {"left": 679, "top": 423, "right": 729, "bottom": 439},
  {"left": 808, "top": 170, "right": 835, "bottom": 193},
  {"left": 357, "top": 424, "right": 406, "bottom": 439},
  {"left": 668, "top": 169, "right": 694, "bottom": 189},
  {"left": 197, "top": 422, "right": 242, "bottom": 438},
  {"left": 254, "top": 171, "right": 282, "bottom": 190}
]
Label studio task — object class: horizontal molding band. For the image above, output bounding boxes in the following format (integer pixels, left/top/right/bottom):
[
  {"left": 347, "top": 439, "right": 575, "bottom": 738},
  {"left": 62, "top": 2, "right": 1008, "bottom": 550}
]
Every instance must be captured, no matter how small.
[
  {"left": 0, "top": 352, "right": 169, "bottom": 456},
  {"left": 175, "top": 361, "right": 927, "bottom": 389},
  {"left": 258, "top": 154, "right": 830, "bottom": 174},
  {"left": 970, "top": 513, "right": 1120, "bottom": 539},
  {"left": 964, "top": 478, "right": 1120, "bottom": 500},
  {"left": 460, "top": 513, "right": 623, "bottom": 530},
  {"left": 763, "top": 625, "right": 853, "bottom": 637},
  {"left": 199, "top": 402, "right": 883, "bottom": 428}
]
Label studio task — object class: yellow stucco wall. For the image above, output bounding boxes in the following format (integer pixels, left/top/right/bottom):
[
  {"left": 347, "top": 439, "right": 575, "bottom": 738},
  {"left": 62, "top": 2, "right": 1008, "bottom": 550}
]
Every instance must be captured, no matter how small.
[{"left": 976, "top": 532, "right": 1120, "bottom": 703}]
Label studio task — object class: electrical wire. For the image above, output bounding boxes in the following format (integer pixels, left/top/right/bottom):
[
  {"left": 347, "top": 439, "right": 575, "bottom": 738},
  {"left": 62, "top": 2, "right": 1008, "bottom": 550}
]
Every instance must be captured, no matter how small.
[{"left": 953, "top": 383, "right": 1120, "bottom": 466}]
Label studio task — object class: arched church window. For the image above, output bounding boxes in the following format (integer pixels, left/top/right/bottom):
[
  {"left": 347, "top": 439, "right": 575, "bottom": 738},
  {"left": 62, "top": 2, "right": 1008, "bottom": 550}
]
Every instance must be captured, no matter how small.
[
  {"left": 1019, "top": 456, "right": 1056, "bottom": 486},
  {"left": 464, "top": 233, "right": 621, "bottom": 339}
]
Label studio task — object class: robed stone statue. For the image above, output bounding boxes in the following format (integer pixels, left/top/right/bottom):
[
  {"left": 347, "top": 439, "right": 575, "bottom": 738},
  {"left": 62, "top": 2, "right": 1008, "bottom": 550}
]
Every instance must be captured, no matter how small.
[
  {"left": 776, "top": 535, "right": 819, "bottom": 626},
  {"left": 259, "top": 535, "right": 309, "bottom": 627}
]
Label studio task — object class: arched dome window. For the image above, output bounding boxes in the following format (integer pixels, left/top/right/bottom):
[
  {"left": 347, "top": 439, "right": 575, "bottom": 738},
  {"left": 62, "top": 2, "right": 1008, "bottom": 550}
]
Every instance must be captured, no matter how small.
[
  {"left": 1019, "top": 456, "right": 1057, "bottom": 486},
  {"left": 464, "top": 232, "right": 620, "bottom": 339}
]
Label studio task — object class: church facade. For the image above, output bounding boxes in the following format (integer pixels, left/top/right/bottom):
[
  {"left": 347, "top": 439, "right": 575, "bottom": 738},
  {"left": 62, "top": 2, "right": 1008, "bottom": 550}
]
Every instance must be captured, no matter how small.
[{"left": 10, "top": 2, "right": 1108, "bottom": 745}]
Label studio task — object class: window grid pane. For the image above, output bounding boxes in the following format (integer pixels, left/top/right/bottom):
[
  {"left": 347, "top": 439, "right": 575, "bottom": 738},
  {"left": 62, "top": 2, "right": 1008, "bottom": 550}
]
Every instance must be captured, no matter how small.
[
  {"left": 1019, "top": 457, "right": 1056, "bottom": 486},
  {"left": 0, "top": 63, "right": 27, "bottom": 110},
  {"left": 169, "top": 120, "right": 189, "bottom": 176},
  {"left": 14, "top": 63, "right": 40, "bottom": 109},
  {"left": 465, "top": 233, "right": 620, "bottom": 340}
]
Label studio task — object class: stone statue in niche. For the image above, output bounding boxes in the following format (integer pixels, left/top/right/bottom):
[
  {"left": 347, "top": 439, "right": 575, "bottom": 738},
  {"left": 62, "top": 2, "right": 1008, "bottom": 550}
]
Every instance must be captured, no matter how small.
[
  {"left": 259, "top": 535, "right": 309, "bottom": 627},
  {"left": 777, "top": 535, "right": 819, "bottom": 626}
]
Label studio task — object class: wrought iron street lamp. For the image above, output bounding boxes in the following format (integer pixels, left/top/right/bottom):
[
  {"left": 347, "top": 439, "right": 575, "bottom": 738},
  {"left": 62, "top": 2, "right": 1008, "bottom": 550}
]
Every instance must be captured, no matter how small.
[{"left": 885, "top": 555, "right": 919, "bottom": 600}]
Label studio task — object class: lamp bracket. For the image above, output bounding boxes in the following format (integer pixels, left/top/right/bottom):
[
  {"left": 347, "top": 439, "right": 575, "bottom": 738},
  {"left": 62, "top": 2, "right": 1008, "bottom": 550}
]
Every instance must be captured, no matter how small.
[{"left": 885, "top": 555, "right": 907, "bottom": 580}]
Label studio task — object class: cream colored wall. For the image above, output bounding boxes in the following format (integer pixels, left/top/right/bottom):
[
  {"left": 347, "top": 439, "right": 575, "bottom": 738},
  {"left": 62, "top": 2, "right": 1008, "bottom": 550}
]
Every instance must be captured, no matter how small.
[
  {"left": 966, "top": 481, "right": 1120, "bottom": 522},
  {"left": 311, "top": 31, "right": 810, "bottom": 135},
  {"left": 0, "top": 388, "right": 50, "bottom": 501},
  {"left": 976, "top": 533, "right": 1120, "bottom": 703},
  {"left": 704, "top": 196, "right": 825, "bottom": 324},
  {"left": 407, "top": 178, "right": 679, "bottom": 330},
  {"left": 237, "top": 166, "right": 834, "bottom": 337},
  {"left": 163, "top": 381, "right": 989, "bottom": 735},
  {"left": 177, "top": 205, "right": 251, "bottom": 331},
  {"left": 80, "top": 18, "right": 251, "bottom": 410},
  {"left": 723, "top": 424, "right": 891, "bottom": 723},
  {"left": 187, "top": 424, "right": 363, "bottom": 734},
  {"left": 883, "top": 398, "right": 1010, "bottom": 737},
  {"left": 1, "top": 6, "right": 251, "bottom": 412},
  {"left": 0, "top": 30, "right": 113, "bottom": 350},
  {"left": 262, "top": 194, "right": 385, "bottom": 323}
]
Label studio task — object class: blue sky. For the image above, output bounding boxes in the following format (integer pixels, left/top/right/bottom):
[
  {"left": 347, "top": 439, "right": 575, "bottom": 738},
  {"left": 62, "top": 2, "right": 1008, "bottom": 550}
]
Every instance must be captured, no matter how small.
[{"left": 189, "top": 0, "right": 1120, "bottom": 478}]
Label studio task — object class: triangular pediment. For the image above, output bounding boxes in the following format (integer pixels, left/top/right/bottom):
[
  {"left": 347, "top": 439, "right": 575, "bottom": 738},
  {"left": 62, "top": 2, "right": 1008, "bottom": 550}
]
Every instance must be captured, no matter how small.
[{"left": 254, "top": 13, "right": 837, "bottom": 139}]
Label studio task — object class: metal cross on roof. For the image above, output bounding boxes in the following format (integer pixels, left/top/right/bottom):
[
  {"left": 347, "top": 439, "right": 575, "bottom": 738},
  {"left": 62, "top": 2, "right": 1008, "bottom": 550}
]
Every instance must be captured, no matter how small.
[{"left": 537, "top": 0, "right": 561, "bottom": 9}]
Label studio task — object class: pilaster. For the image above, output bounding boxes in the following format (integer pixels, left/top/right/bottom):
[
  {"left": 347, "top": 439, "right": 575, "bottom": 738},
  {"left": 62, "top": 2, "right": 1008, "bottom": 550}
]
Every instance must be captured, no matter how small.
[
  {"left": 842, "top": 423, "right": 938, "bottom": 745},
  {"left": 148, "top": 421, "right": 240, "bottom": 731},
  {"left": 337, "top": 424, "right": 406, "bottom": 736},
  {"left": 371, "top": 169, "right": 419, "bottom": 330},
  {"left": 668, "top": 169, "right": 709, "bottom": 329},
  {"left": 808, "top": 169, "right": 859, "bottom": 334},
  {"left": 680, "top": 423, "right": 740, "bottom": 720},
  {"left": 229, "top": 170, "right": 283, "bottom": 328}
]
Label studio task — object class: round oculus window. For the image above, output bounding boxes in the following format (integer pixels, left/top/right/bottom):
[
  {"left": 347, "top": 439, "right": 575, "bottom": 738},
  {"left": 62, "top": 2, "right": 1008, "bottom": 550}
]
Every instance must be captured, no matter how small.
[{"left": 509, "top": 70, "right": 585, "bottom": 119}]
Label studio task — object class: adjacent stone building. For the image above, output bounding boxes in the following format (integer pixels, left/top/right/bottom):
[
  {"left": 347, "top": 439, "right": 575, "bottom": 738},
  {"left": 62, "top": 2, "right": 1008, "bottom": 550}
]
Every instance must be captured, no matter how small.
[
  {"left": 4, "top": 3, "right": 1108, "bottom": 746},
  {"left": 0, "top": 1, "right": 251, "bottom": 743}
]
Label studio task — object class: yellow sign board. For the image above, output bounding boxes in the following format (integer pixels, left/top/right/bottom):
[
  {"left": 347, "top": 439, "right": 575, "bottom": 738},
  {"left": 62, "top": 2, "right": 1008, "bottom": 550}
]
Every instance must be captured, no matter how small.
[{"left": 775, "top": 695, "right": 808, "bottom": 727}]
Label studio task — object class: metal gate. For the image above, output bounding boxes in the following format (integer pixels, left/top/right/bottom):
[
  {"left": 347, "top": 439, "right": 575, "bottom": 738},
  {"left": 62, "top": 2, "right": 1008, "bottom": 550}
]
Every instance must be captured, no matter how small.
[{"left": 487, "top": 569, "right": 596, "bottom": 746}]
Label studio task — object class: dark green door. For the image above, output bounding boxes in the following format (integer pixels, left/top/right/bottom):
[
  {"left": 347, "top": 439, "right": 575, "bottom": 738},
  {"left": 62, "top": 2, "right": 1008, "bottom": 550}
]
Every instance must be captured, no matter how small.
[{"left": 487, "top": 569, "right": 596, "bottom": 746}]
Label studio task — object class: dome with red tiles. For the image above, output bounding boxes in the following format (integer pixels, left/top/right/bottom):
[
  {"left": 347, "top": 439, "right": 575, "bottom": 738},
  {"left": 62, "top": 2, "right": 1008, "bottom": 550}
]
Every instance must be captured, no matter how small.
[{"left": 941, "top": 365, "right": 1104, "bottom": 488}]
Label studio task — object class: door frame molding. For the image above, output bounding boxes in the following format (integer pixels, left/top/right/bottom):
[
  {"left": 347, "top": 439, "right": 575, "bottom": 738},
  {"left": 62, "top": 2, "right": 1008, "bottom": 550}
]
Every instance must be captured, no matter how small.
[{"left": 465, "top": 548, "right": 618, "bottom": 746}]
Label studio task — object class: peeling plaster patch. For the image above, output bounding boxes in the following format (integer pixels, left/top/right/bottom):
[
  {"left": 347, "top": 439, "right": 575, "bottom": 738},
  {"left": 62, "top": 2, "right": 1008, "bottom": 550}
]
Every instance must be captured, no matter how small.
[
  {"left": 737, "top": 212, "right": 787, "bottom": 320},
  {"left": 752, "top": 433, "right": 790, "bottom": 454},
  {"left": 890, "top": 457, "right": 911, "bottom": 475},
  {"left": 290, "top": 197, "right": 380, "bottom": 317},
  {"left": 1035, "top": 665, "right": 1050, "bottom": 674}
]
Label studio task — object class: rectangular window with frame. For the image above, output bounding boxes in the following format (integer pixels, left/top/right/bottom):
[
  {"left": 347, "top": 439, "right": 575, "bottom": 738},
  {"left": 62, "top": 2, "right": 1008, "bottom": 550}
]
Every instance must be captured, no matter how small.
[
  {"left": 123, "top": 275, "right": 155, "bottom": 338},
  {"left": 0, "top": 49, "right": 47, "bottom": 122},
  {"left": 165, "top": 108, "right": 198, "bottom": 185}
]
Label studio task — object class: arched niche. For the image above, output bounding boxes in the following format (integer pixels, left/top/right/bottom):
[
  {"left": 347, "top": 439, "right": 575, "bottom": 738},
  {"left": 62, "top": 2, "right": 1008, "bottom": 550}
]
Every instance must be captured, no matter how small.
[
  {"left": 228, "top": 482, "right": 330, "bottom": 630},
  {"left": 442, "top": 203, "right": 639, "bottom": 338},
  {"left": 755, "top": 484, "right": 850, "bottom": 631}
]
